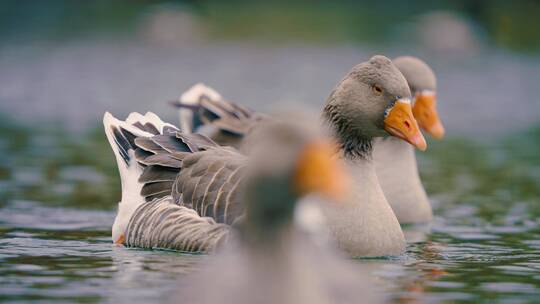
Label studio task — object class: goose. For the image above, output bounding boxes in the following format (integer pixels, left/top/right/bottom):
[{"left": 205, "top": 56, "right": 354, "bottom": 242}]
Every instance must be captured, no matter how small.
[
  {"left": 172, "top": 56, "right": 443, "bottom": 226},
  {"left": 174, "top": 121, "right": 384, "bottom": 304},
  {"left": 169, "top": 55, "right": 426, "bottom": 256},
  {"left": 373, "top": 56, "right": 445, "bottom": 224},
  {"left": 103, "top": 112, "right": 345, "bottom": 253}
]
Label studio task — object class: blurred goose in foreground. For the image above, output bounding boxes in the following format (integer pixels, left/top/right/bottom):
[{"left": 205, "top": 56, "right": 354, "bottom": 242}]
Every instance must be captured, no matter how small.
[
  {"left": 373, "top": 56, "right": 445, "bottom": 224},
  {"left": 171, "top": 55, "right": 427, "bottom": 257},
  {"left": 174, "top": 122, "right": 384, "bottom": 304},
  {"left": 104, "top": 112, "right": 344, "bottom": 253}
]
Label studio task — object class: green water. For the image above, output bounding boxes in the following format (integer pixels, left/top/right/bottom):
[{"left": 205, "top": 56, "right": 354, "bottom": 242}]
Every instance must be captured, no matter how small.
[{"left": 0, "top": 119, "right": 539, "bottom": 303}]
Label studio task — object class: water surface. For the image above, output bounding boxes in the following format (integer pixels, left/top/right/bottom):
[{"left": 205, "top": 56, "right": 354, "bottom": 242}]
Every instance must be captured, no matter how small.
[{"left": 1, "top": 120, "right": 539, "bottom": 303}]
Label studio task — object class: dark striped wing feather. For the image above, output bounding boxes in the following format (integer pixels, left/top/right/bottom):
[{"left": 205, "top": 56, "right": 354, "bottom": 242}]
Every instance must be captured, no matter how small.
[
  {"left": 133, "top": 130, "right": 217, "bottom": 202},
  {"left": 131, "top": 125, "right": 249, "bottom": 225},
  {"left": 194, "top": 97, "right": 269, "bottom": 148}
]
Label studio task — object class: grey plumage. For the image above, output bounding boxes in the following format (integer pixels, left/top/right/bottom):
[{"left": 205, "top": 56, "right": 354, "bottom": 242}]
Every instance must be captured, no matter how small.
[
  {"left": 109, "top": 54, "right": 416, "bottom": 257},
  {"left": 322, "top": 103, "right": 374, "bottom": 159},
  {"left": 139, "top": 166, "right": 178, "bottom": 183},
  {"left": 127, "top": 122, "right": 249, "bottom": 225},
  {"left": 174, "top": 232, "right": 385, "bottom": 304},
  {"left": 173, "top": 55, "right": 412, "bottom": 161},
  {"left": 106, "top": 112, "right": 252, "bottom": 252},
  {"left": 347, "top": 55, "right": 411, "bottom": 98},
  {"left": 322, "top": 55, "right": 411, "bottom": 159},
  {"left": 169, "top": 117, "right": 386, "bottom": 304},
  {"left": 124, "top": 196, "right": 230, "bottom": 253},
  {"left": 171, "top": 147, "right": 247, "bottom": 225},
  {"left": 173, "top": 94, "right": 267, "bottom": 148},
  {"left": 393, "top": 56, "right": 437, "bottom": 93},
  {"left": 139, "top": 154, "right": 182, "bottom": 168},
  {"left": 146, "top": 134, "right": 191, "bottom": 154},
  {"left": 164, "top": 55, "right": 417, "bottom": 257}
]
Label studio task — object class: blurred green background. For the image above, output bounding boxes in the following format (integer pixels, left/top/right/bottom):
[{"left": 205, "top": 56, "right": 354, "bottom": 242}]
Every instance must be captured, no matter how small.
[{"left": 1, "top": 0, "right": 540, "bottom": 51}]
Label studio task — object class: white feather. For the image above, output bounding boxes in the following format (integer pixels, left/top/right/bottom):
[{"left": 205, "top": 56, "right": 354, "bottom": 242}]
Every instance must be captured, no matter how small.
[
  {"left": 125, "top": 112, "right": 146, "bottom": 125},
  {"left": 144, "top": 111, "right": 178, "bottom": 132},
  {"left": 294, "top": 196, "right": 331, "bottom": 247},
  {"left": 103, "top": 112, "right": 154, "bottom": 243},
  {"left": 180, "top": 83, "right": 222, "bottom": 104}
]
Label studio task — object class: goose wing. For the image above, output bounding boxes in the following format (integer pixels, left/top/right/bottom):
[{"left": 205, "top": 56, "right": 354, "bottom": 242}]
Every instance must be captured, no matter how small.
[
  {"left": 133, "top": 128, "right": 248, "bottom": 225},
  {"left": 173, "top": 87, "right": 268, "bottom": 148},
  {"left": 125, "top": 196, "right": 231, "bottom": 253}
]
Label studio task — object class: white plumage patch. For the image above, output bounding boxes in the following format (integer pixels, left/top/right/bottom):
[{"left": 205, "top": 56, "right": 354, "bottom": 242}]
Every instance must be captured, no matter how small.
[
  {"left": 420, "top": 89, "right": 435, "bottom": 97},
  {"left": 294, "top": 196, "right": 331, "bottom": 246},
  {"left": 125, "top": 111, "right": 177, "bottom": 133},
  {"left": 110, "top": 150, "right": 144, "bottom": 243},
  {"left": 397, "top": 98, "right": 411, "bottom": 105},
  {"left": 384, "top": 98, "right": 412, "bottom": 118},
  {"left": 103, "top": 111, "right": 174, "bottom": 243},
  {"left": 179, "top": 83, "right": 222, "bottom": 104}
]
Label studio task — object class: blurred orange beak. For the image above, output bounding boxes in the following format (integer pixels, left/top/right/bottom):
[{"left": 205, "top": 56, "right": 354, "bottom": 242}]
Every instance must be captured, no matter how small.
[
  {"left": 412, "top": 91, "right": 445, "bottom": 139},
  {"left": 384, "top": 98, "right": 427, "bottom": 151},
  {"left": 294, "top": 140, "right": 349, "bottom": 201}
]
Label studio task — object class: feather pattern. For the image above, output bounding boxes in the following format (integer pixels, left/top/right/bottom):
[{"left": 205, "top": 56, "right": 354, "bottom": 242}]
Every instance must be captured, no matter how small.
[
  {"left": 138, "top": 154, "right": 182, "bottom": 168},
  {"left": 119, "top": 113, "right": 250, "bottom": 224},
  {"left": 134, "top": 137, "right": 167, "bottom": 154},
  {"left": 169, "top": 148, "right": 247, "bottom": 224},
  {"left": 124, "top": 196, "right": 230, "bottom": 253},
  {"left": 106, "top": 111, "right": 254, "bottom": 252},
  {"left": 139, "top": 166, "right": 178, "bottom": 183},
  {"left": 177, "top": 94, "right": 268, "bottom": 148}
]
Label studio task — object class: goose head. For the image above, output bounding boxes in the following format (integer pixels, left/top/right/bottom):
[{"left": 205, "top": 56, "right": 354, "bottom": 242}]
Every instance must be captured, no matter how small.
[
  {"left": 324, "top": 55, "right": 427, "bottom": 158},
  {"left": 394, "top": 56, "right": 445, "bottom": 139},
  {"left": 242, "top": 119, "right": 348, "bottom": 240}
]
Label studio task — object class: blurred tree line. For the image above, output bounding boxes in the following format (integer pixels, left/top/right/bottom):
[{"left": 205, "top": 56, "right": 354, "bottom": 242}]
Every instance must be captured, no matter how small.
[{"left": 0, "top": 0, "right": 539, "bottom": 52}]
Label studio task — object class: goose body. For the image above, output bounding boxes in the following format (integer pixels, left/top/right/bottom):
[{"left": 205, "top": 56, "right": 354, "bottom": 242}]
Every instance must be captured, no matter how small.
[
  {"left": 104, "top": 111, "right": 343, "bottom": 254},
  {"left": 105, "top": 114, "right": 384, "bottom": 303},
  {"left": 124, "top": 197, "right": 230, "bottom": 252},
  {"left": 104, "top": 111, "right": 251, "bottom": 252},
  {"left": 173, "top": 120, "right": 384, "bottom": 304},
  {"left": 177, "top": 231, "right": 384, "bottom": 304},
  {"left": 169, "top": 55, "right": 426, "bottom": 256},
  {"left": 373, "top": 137, "right": 432, "bottom": 223},
  {"left": 322, "top": 157, "right": 405, "bottom": 256},
  {"left": 373, "top": 56, "right": 444, "bottom": 224}
]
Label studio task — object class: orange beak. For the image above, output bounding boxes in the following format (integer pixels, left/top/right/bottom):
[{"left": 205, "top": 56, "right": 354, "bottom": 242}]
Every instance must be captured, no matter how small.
[
  {"left": 294, "top": 140, "right": 349, "bottom": 202},
  {"left": 412, "top": 91, "right": 445, "bottom": 139},
  {"left": 384, "top": 98, "right": 427, "bottom": 151}
]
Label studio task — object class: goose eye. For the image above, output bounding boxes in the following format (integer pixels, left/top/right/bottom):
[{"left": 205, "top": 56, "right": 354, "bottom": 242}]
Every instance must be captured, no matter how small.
[{"left": 372, "top": 85, "right": 383, "bottom": 95}]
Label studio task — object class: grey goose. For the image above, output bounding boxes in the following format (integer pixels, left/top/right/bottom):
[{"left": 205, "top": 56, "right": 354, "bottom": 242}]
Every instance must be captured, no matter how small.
[
  {"left": 104, "top": 112, "right": 344, "bottom": 253},
  {"left": 373, "top": 56, "right": 445, "bottom": 224},
  {"left": 172, "top": 55, "right": 444, "bottom": 225},
  {"left": 170, "top": 55, "right": 426, "bottom": 257}
]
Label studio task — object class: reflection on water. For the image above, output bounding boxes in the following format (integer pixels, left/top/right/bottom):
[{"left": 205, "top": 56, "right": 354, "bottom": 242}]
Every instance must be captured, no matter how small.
[{"left": 0, "top": 119, "right": 539, "bottom": 303}]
